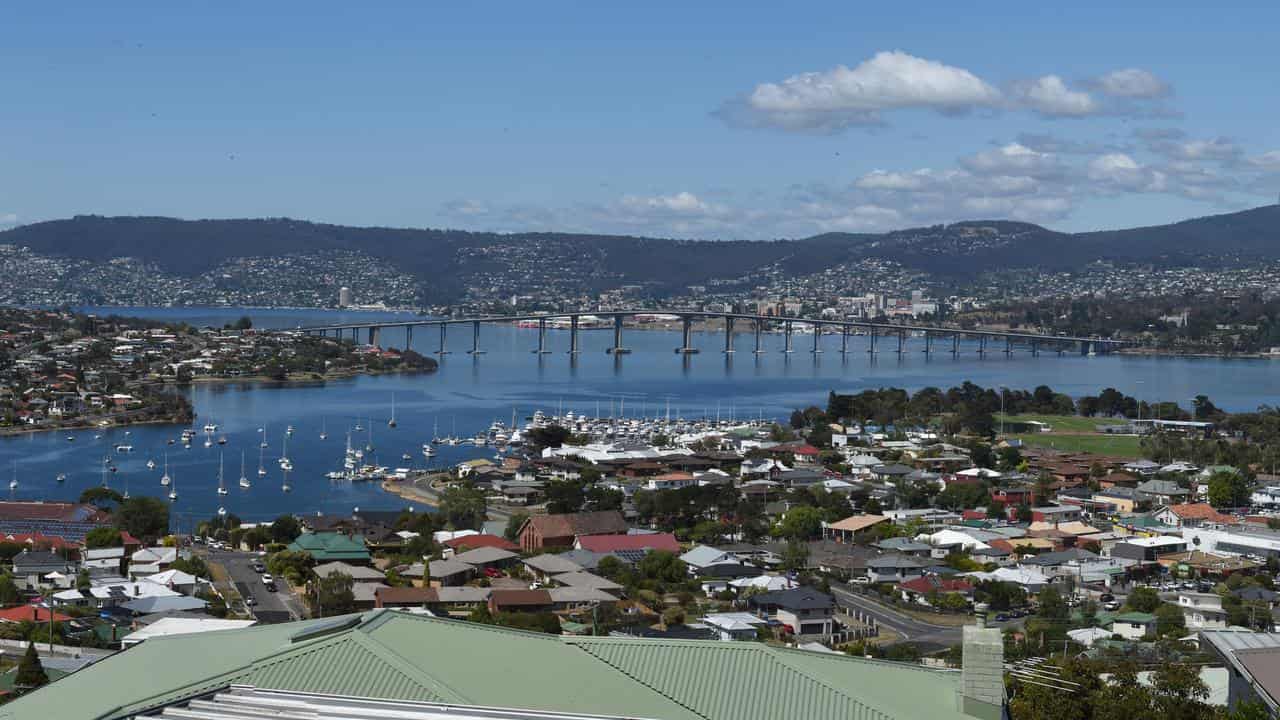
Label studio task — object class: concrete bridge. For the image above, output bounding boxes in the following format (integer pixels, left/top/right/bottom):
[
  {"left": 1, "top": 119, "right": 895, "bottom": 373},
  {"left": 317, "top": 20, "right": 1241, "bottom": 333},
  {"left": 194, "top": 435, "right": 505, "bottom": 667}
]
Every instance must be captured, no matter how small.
[{"left": 297, "top": 310, "right": 1126, "bottom": 358}]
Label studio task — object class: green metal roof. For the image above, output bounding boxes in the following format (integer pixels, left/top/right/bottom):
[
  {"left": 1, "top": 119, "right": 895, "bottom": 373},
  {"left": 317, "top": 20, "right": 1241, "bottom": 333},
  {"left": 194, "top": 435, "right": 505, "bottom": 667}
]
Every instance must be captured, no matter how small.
[
  {"left": 5, "top": 611, "right": 971, "bottom": 720},
  {"left": 287, "top": 532, "right": 371, "bottom": 562},
  {"left": 1112, "top": 611, "right": 1156, "bottom": 624}
]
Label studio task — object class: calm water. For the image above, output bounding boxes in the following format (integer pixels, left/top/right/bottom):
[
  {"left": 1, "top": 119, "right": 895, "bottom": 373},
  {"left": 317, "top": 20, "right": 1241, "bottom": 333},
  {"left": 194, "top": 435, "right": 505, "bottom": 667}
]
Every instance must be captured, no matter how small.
[{"left": 2, "top": 306, "right": 1278, "bottom": 524}]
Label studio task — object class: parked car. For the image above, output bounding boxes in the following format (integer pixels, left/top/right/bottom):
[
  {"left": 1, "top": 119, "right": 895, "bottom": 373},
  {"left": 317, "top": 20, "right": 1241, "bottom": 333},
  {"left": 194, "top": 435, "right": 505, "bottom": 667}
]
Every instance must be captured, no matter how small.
[
  {"left": 261, "top": 573, "right": 274, "bottom": 585},
  {"left": 1099, "top": 593, "right": 1115, "bottom": 603},
  {"left": 244, "top": 595, "right": 257, "bottom": 607},
  {"left": 483, "top": 567, "right": 503, "bottom": 578},
  {"left": 1103, "top": 600, "right": 1121, "bottom": 611},
  {"left": 851, "top": 576, "right": 872, "bottom": 585}
]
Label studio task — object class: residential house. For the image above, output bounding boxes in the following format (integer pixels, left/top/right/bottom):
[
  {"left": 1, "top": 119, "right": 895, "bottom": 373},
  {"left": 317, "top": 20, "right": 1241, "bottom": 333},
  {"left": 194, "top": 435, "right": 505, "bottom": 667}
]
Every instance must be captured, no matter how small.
[
  {"left": 286, "top": 532, "right": 371, "bottom": 564},
  {"left": 1109, "top": 612, "right": 1157, "bottom": 640},
  {"left": 1179, "top": 592, "right": 1229, "bottom": 630},
  {"left": 426, "top": 558, "right": 474, "bottom": 587},
  {"left": 822, "top": 514, "right": 888, "bottom": 543},
  {"left": 313, "top": 561, "right": 387, "bottom": 584},
  {"left": 488, "top": 589, "right": 555, "bottom": 614},
  {"left": 522, "top": 553, "right": 585, "bottom": 582},
  {"left": 679, "top": 545, "right": 742, "bottom": 575},
  {"left": 1136, "top": 479, "right": 1190, "bottom": 507},
  {"left": 517, "top": 511, "right": 627, "bottom": 552},
  {"left": 1154, "top": 503, "right": 1233, "bottom": 528},
  {"left": 11, "top": 550, "right": 77, "bottom": 590},
  {"left": 701, "top": 612, "right": 768, "bottom": 641},
  {"left": 866, "top": 555, "right": 926, "bottom": 584},
  {"left": 129, "top": 546, "right": 178, "bottom": 577},
  {"left": 575, "top": 533, "right": 680, "bottom": 554},
  {"left": 749, "top": 588, "right": 836, "bottom": 638},
  {"left": 897, "top": 576, "right": 974, "bottom": 606},
  {"left": 452, "top": 547, "right": 519, "bottom": 572}
]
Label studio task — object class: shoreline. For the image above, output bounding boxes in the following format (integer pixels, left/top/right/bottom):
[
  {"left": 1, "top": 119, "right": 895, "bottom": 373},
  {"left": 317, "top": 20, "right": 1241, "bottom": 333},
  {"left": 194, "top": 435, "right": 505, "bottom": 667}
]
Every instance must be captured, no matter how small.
[{"left": 379, "top": 476, "right": 522, "bottom": 521}]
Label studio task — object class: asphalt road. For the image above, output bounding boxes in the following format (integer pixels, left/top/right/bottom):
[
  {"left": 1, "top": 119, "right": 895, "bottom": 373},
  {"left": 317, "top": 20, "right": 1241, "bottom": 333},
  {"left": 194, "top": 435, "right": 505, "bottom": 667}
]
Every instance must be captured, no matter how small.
[
  {"left": 209, "top": 549, "right": 304, "bottom": 623},
  {"left": 831, "top": 585, "right": 1020, "bottom": 647}
]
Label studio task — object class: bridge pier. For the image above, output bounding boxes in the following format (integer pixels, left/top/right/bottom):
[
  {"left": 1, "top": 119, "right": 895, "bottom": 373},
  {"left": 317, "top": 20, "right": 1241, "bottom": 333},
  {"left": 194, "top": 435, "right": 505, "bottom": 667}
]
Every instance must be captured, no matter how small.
[
  {"left": 569, "top": 316, "right": 580, "bottom": 355},
  {"left": 811, "top": 324, "right": 822, "bottom": 353},
  {"left": 1080, "top": 340, "right": 1090, "bottom": 356},
  {"left": 868, "top": 331, "right": 877, "bottom": 355},
  {"left": 608, "top": 315, "right": 630, "bottom": 354},
  {"left": 1004, "top": 337, "right": 1013, "bottom": 357},
  {"left": 978, "top": 336, "right": 987, "bottom": 357},
  {"left": 753, "top": 320, "right": 764, "bottom": 354},
  {"left": 675, "top": 316, "right": 698, "bottom": 354},
  {"left": 952, "top": 333, "right": 960, "bottom": 357},
  {"left": 468, "top": 320, "right": 484, "bottom": 355},
  {"left": 1031, "top": 340, "right": 1038, "bottom": 357},
  {"left": 783, "top": 321, "right": 794, "bottom": 354},
  {"left": 436, "top": 324, "right": 449, "bottom": 355},
  {"left": 840, "top": 326, "right": 849, "bottom": 355},
  {"left": 404, "top": 326, "right": 413, "bottom": 351},
  {"left": 923, "top": 332, "right": 931, "bottom": 355},
  {"left": 533, "top": 318, "right": 550, "bottom": 354},
  {"left": 896, "top": 330, "right": 905, "bottom": 356},
  {"left": 723, "top": 317, "right": 735, "bottom": 354}
]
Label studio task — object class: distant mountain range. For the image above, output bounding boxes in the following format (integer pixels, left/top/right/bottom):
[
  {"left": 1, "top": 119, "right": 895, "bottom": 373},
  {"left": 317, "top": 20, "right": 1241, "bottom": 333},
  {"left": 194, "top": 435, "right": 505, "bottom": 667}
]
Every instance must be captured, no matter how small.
[{"left": 3, "top": 205, "right": 1279, "bottom": 301}]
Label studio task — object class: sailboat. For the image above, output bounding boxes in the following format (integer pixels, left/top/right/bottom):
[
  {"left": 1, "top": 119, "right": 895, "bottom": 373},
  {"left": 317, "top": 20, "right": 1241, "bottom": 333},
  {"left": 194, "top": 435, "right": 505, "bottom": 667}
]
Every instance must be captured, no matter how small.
[
  {"left": 257, "top": 445, "right": 267, "bottom": 477},
  {"left": 122, "top": 472, "right": 130, "bottom": 500},
  {"left": 55, "top": 473, "right": 66, "bottom": 483},
  {"left": 260, "top": 424, "right": 269, "bottom": 449},
  {"left": 281, "top": 467, "right": 292, "bottom": 493},
  {"left": 168, "top": 470, "right": 178, "bottom": 501},
  {"left": 160, "top": 453, "right": 171, "bottom": 486},
  {"left": 146, "top": 458, "right": 156, "bottom": 470},
  {"left": 239, "top": 451, "right": 251, "bottom": 489},
  {"left": 319, "top": 418, "right": 328, "bottom": 441},
  {"left": 8, "top": 462, "right": 16, "bottom": 491},
  {"left": 388, "top": 394, "right": 397, "bottom": 428},
  {"left": 217, "top": 452, "right": 228, "bottom": 496},
  {"left": 278, "top": 432, "right": 293, "bottom": 472}
]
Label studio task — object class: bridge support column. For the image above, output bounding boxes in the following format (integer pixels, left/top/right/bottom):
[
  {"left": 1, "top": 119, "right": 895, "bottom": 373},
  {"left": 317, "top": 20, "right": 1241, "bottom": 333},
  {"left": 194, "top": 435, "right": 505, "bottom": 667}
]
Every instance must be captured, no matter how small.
[
  {"left": 783, "top": 321, "right": 794, "bottom": 353},
  {"left": 1004, "top": 337, "right": 1013, "bottom": 356},
  {"left": 608, "top": 315, "right": 630, "bottom": 354},
  {"left": 896, "top": 330, "right": 905, "bottom": 356},
  {"left": 569, "top": 316, "right": 580, "bottom": 354},
  {"left": 404, "top": 326, "right": 412, "bottom": 351},
  {"left": 469, "top": 320, "right": 484, "bottom": 355},
  {"left": 840, "top": 327, "right": 849, "bottom": 355},
  {"left": 753, "top": 320, "right": 764, "bottom": 354},
  {"left": 1031, "top": 340, "right": 1038, "bottom": 357},
  {"left": 868, "top": 331, "right": 877, "bottom": 355},
  {"left": 533, "top": 318, "right": 550, "bottom": 354},
  {"left": 723, "top": 317, "right": 735, "bottom": 353},
  {"left": 978, "top": 336, "right": 987, "bottom": 357},
  {"left": 952, "top": 333, "right": 960, "bottom": 357},
  {"left": 811, "top": 325, "right": 822, "bottom": 353},
  {"left": 676, "top": 316, "right": 698, "bottom": 354},
  {"left": 1080, "top": 340, "right": 1090, "bottom": 356},
  {"left": 368, "top": 327, "right": 380, "bottom": 347},
  {"left": 923, "top": 332, "right": 931, "bottom": 355},
  {"left": 436, "top": 324, "right": 449, "bottom": 355}
]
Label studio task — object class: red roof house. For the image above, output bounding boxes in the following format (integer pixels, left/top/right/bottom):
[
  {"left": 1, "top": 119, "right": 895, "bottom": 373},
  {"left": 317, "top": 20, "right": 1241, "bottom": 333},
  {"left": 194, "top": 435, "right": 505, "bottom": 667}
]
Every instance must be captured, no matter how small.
[
  {"left": 0, "top": 605, "right": 73, "bottom": 624},
  {"left": 575, "top": 533, "right": 680, "bottom": 554}
]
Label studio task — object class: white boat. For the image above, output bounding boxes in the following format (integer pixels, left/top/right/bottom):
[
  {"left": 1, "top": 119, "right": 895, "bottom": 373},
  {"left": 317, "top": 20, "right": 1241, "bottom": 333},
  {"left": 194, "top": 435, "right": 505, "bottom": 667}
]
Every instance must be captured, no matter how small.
[
  {"left": 422, "top": 444, "right": 436, "bottom": 458},
  {"left": 146, "top": 459, "right": 156, "bottom": 470},
  {"left": 239, "top": 451, "right": 251, "bottom": 489},
  {"left": 56, "top": 473, "right": 66, "bottom": 483},
  {"left": 65, "top": 435, "right": 75, "bottom": 442},
  {"left": 203, "top": 437, "right": 212, "bottom": 448},
  {"left": 320, "top": 418, "right": 328, "bottom": 441},
  {"left": 388, "top": 394, "right": 397, "bottom": 428},
  {"left": 278, "top": 432, "right": 291, "bottom": 469},
  {"left": 168, "top": 471, "right": 178, "bottom": 501},
  {"left": 217, "top": 453, "right": 228, "bottom": 496},
  {"left": 217, "top": 506, "right": 226, "bottom": 517},
  {"left": 280, "top": 459, "right": 294, "bottom": 471},
  {"left": 160, "top": 453, "right": 171, "bottom": 486},
  {"left": 257, "top": 445, "right": 267, "bottom": 477},
  {"left": 286, "top": 425, "right": 294, "bottom": 436},
  {"left": 115, "top": 444, "right": 133, "bottom": 453},
  {"left": 9, "top": 462, "right": 16, "bottom": 490},
  {"left": 203, "top": 423, "right": 218, "bottom": 433},
  {"left": 281, "top": 468, "right": 292, "bottom": 493},
  {"left": 217, "top": 435, "right": 227, "bottom": 445}
]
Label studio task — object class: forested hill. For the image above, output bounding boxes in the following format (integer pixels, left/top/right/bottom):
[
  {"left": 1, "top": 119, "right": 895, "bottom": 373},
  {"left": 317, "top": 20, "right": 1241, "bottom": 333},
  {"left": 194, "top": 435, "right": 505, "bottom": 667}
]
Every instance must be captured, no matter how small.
[{"left": 2, "top": 204, "right": 1279, "bottom": 284}]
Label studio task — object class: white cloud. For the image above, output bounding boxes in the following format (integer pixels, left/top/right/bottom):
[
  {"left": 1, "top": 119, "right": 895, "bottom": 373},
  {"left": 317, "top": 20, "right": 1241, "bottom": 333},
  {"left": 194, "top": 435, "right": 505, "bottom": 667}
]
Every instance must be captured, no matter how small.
[
  {"left": 0, "top": 213, "right": 17, "bottom": 225},
  {"left": 723, "top": 51, "right": 1002, "bottom": 131},
  {"left": 1143, "top": 136, "right": 1242, "bottom": 164},
  {"left": 1247, "top": 151, "right": 1280, "bottom": 170},
  {"left": 961, "top": 142, "right": 1066, "bottom": 178},
  {"left": 1011, "top": 75, "right": 1099, "bottom": 117},
  {"left": 1088, "top": 153, "right": 1167, "bottom": 191},
  {"left": 618, "top": 191, "right": 719, "bottom": 217},
  {"left": 1096, "top": 68, "right": 1171, "bottom": 98}
]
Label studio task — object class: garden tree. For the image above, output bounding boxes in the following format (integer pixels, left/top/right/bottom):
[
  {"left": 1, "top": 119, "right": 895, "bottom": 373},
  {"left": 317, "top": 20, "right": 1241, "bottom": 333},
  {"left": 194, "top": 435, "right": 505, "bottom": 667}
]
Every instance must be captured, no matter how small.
[
  {"left": 14, "top": 642, "right": 48, "bottom": 691},
  {"left": 438, "top": 485, "right": 487, "bottom": 529},
  {"left": 1015, "top": 503, "right": 1034, "bottom": 523},
  {"left": 0, "top": 573, "right": 19, "bottom": 605},
  {"left": 996, "top": 446, "right": 1023, "bottom": 471},
  {"left": 170, "top": 555, "right": 210, "bottom": 579},
  {"left": 966, "top": 442, "right": 995, "bottom": 469},
  {"left": 1007, "top": 657, "right": 1102, "bottom": 720},
  {"left": 1225, "top": 701, "right": 1273, "bottom": 720},
  {"left": 585, "top": 484, "right": 624, "bottom": 512},
  {"left": 636, "top": 551, "right": 687, "bottom": 586},
  {"left": 773, "top": 506, "right": 824, "bottom": 541},
  {"left": 84, "top": 526, "right": 122, "bottom": 549},
  {"left": 504, "top": 511, "right": 529, "bottom": 542},
  {"left": 1125, "top": 586, "right": 1161, "bottom": 613},
  {"left": 975, "top": 580, "right": 1024, "bottom": 611},
  {"left": 862, "top": 497, "right": 883, "bottom": 515},
  {"left": 312, "top": 571, "right": 355, "bottom": 616},
  {"left": 114, "top": 496, "right": 169, "bottom": 539},
  {"left": 985, "top": 498, "right": 1006, "bottom": 519},
  {"left": 78, "top": 486, "right": 124, "bottom": 509},
  {"left": 267, "top": 550, "right": 315, "bottom": 585},
  {"left": 1153, "top": 602, "right": 1186, "bottom": 637},
  {"left": 780, "top": 539, "right": 810, "bottom": 573},
  {"left": 544, "top": 479, "right": 587, "bottom": 514},
  {"left": 1092, "top": 662, "right": 1158, "bottom": 720},
  {"left": 768, "top": 424, "right": 796, "bottom": 442},
  {"left": 595, "top": 555, "right": 626, "bottom": 582},
  {"left": 935, "top": 482, "right": 989, "bottom": 510},
  {"left": 232, "top": 315, "right": 253, "bottom": 331},
  {"left": 269, "top": 514, "right": 302, "bottom": 543},
  {"left": 401, "top": 533, "right": 435, "bottom": 560},
  {"left": 1192, "top": 394, "right": 1222, "bottom": 420},
  {"left": 1151, "top": 661, "right": 1213, "bottom": 720},
  {"left": 1036, "top": 587, "right": 1069, "bottom": 620},
  {"left": 1207, "top": 469, "right": 1250, "bottom": 508},
  {"left": 75, "top": 569, "right": 91, "bottom": 591}
]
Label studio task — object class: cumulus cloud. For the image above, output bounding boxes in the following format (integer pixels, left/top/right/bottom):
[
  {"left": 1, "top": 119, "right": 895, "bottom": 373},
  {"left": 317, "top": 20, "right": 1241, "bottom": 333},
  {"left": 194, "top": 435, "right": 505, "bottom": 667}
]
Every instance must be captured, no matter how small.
[
  {"left": 1249, "top": 151, "right": 1280, "bottom": 170},
  {"left": 1087, "top": 153, "right": 1167, "bottom": 192},
  {"left": 1010, "top": 75, "right": 1099, "bottom": 117},
  {"left": 720, "top": 51, "right": 1002, "bottom": 131},
  {"left": 961, "top": 142, "right": 1066, "bottom": 178},
  {"left": 1142, "top": 135, "right": 1242, "bottom": 164},
  {"left": 1095, "top": 68, "right": 1171, "bottom": 98}
]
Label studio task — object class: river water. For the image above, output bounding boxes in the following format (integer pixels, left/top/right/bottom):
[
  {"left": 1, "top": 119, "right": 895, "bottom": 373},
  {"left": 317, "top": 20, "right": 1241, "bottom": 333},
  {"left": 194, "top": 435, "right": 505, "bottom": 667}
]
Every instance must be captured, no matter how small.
[{"left": 1, "top": 306, "right": 1277, "bottom": 525}]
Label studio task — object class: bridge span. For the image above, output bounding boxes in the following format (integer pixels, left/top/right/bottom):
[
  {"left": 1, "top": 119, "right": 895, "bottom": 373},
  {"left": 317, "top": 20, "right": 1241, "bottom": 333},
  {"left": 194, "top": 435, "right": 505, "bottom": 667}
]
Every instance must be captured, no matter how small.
[{"left": 297, "top": 310, "right": 1126, "bottom": 359}]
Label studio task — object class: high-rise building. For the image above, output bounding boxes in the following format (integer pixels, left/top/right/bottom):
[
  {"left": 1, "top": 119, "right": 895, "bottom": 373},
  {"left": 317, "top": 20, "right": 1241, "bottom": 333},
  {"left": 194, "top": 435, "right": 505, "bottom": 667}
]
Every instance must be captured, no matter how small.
[{"left": 338, "top": 286, "right": 352, "bottom": 308}]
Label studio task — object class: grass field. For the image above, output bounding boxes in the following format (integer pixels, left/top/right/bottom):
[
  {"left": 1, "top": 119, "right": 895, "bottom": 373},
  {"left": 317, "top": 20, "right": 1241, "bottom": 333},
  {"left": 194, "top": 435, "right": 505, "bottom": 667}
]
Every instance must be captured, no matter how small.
[
  {"left": 1008, "top": 432, "right": 1141, "bottom": 457},
  {"left": 995, "top": 413, "right": 1126, "bottom": 433}
]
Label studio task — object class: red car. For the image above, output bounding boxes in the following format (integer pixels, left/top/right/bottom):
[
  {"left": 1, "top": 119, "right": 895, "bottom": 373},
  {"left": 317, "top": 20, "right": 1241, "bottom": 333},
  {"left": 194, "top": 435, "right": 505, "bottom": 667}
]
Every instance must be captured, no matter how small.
[{"left": 483, "top": 567, "right": 503, "bottom": 578}]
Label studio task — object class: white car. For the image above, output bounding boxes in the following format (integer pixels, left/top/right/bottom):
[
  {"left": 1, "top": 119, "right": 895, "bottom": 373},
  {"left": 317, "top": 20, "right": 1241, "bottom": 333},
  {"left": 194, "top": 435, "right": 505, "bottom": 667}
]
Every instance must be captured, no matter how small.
[
  {"left": 851, "top": 576, "right": 872, "bottom": 585},
  {"left": 261, "top": 573, "right": 274, "bottom": 585}
]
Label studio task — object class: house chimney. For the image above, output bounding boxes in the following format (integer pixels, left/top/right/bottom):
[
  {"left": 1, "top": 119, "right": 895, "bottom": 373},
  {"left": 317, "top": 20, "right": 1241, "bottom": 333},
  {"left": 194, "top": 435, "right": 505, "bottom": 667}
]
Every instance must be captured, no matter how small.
[{"left": 961, "top": 625, "right": 1004, "bottom": 720}]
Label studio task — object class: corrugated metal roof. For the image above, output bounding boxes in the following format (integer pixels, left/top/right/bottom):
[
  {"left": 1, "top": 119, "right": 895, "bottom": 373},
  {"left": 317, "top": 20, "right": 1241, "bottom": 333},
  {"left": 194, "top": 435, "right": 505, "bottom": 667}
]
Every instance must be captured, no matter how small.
[
  {"left": 4, "top": 610, "right": 970, "bottom": 720},
  {"left": 1202, "top": 630, "right": 1280, "bottom": 652}
]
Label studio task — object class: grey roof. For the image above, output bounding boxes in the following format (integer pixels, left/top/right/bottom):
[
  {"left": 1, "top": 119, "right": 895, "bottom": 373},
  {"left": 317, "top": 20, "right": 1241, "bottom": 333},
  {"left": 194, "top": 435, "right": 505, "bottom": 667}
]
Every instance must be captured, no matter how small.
[
  {"left": 428, "top": 559, "right": 475, "bottom": 578},
  {"left": 547, "top": 587, "right": 619, "bottom": 604},
  {"left": 680, "top": 545, "right": 737, "bottom": 568},
  {"left": 453, "top": 547, "right": 518, "bottom": 565},
  {"left": 314, "top": 562, "right": 387, "bottom": 582},
  {"left": 557, "top": 549, "right": 607, "bottom": 571},
  {"left": 431, "top": 587, "right": 491, "bottom": 603},
  {"left": 551, "top": 572, "right": 623, "bottom": 591},
  {"left": 523, "top": 554, "right": 584, "bottom": 575},
  {"left": 1136, "top": 479, "right": 1189, "bottom": 495},
  {"left": 120, "top": 595, "right": 208, "bottom": 614},
  {"left": 750, "top": 588, "right": 834, "bottom": 611},
  {"left": 872, "top": 538, "right": 931, "bottom": 552},
  {"left": 866, "top": 554, "right": 926, "bottom": 569}
]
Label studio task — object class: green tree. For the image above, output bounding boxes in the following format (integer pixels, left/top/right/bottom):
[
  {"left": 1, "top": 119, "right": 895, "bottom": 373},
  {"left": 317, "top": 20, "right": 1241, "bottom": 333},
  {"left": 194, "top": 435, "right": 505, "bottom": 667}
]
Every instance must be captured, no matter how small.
[
  {"left": 14, "top": 642, "right": 48, "bottom": 691},
  {"left": 439, "top": 485, "right": 487, "bottom": 530},
  {"left": 84, "top": 526, "right": 122, "bottom": 548},
  {"left": 1125, "top": 586, "right": 1161, "bottom": 613},
  {"left": 312, "top": 571, "right": 355, "bottom": 616},
  {"left": 75, "top": 569, "right": 91, "bottom": 591},
  {"left": 170, "top": 555, "right": 210, "bottom": 579},
  {"left": 774, "top": 506, "right": 823, "bottom": 540},
  {"left": 78, "top": 486, "right": 124, "bottom": 509},
  {"left": 1207, "top": 470, "right": 1249, "bottom": 508},
  {"left": 1154, "top": 602, "right": 1186, "bottom": 637},
  {"left": 269, "top": 515, "right": 302, "bottom": 543},
  {"left": 1036, "top": 587, "right": 1069, "bottom": 620},
  {"left": 781, "top": 539, "right": 810, "bottom": 573},
  {"left": 114, "top": 496, "right": 170, "bottom": 539},
  {"left": 0, "top": 573, "right": 19, "bottom": 605},
  {"left": 636, "top": 551, "right": 687, "bottom": 586}
]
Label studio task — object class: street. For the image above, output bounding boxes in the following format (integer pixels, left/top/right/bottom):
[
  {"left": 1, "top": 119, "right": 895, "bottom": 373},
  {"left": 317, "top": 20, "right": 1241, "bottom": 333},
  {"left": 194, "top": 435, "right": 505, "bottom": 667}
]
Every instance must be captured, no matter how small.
[
  {"left": 831, "top": 585, "right": 1020, "bottom": 648},
  {"left": 206, "top": 548, "right": 304, "bottom": 623}
]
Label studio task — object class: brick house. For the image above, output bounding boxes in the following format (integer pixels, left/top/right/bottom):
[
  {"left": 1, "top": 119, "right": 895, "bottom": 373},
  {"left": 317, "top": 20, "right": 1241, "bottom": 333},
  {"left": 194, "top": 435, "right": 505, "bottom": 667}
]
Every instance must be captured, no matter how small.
[{"left": 517, "top": 511, "right": 627, "bottom": 553}]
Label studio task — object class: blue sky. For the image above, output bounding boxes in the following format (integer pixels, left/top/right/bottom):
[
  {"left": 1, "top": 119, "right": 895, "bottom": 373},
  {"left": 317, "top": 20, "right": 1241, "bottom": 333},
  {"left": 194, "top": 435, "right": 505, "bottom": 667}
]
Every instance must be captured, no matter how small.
[{"left": 2, "top": 1, "right": 1279, "bottom": 239}]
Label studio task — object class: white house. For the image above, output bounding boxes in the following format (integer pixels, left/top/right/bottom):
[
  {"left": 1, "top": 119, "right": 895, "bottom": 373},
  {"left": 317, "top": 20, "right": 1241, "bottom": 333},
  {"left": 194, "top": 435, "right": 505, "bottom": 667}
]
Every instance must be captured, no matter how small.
[
  {"left": 1179, "top": 592, "right": 1229, "bottom": 630},
  {"left": 701, "top": 612, "right": 768, "bottom": 641}
]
